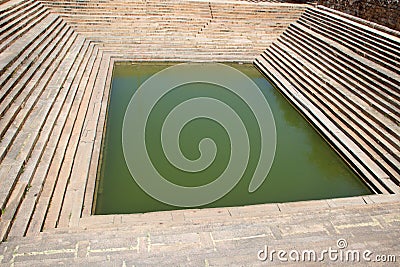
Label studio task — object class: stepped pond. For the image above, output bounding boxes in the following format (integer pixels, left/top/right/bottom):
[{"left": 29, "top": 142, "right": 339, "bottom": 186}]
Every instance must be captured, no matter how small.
[{"left": 94, "top": 62, "right": 370, "bottom": 214}]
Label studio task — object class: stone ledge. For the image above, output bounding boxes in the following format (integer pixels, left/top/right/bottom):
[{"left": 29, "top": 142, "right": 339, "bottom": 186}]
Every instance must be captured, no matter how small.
[{"left": 73, "top": 194, "right": 399, "bottom": 231}]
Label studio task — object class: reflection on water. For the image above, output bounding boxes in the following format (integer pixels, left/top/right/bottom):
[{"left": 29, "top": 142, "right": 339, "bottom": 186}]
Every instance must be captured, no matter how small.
[{"left": 95, "top": 62, "right": 370, "bottom": 215}]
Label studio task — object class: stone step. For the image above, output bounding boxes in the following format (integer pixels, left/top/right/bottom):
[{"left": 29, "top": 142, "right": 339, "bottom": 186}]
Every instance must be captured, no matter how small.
[
  {"left": 288, "top": 24, "right": 400, "bottom": 106},
  {"left": 106, "top": 54, "right": 257, "bottom": 62},
  {"left": 293, "top": 23, "right": 400, "bottom": 97},
  {"left": 66, "top": 195, "right": 396, "bottom": 232},
  {"left": 39, "top": 0, "right": 305, "bottom": 62},
  {"left": 0, "top": 13, "right": 57, "bottom": 75},
  {"left": 266, "top": 42, "right": 399, "bottom": 178},
  {"left": 5, "top": 40, "right": 92, "bottom": 240},
  {"left": 0, "top": 22, "right": 72, "bottom": 169},
  {"left": 316, "top": 6, "right": 400, "bottom": 46},
  {"left": 283, "top": 26, "right": 400, "bottom": 120},
  {"left": 58, "top": 15, "right": 210, "bottom": 21},
  {"left": 256, "top": 53, "right": 398, "bottom": 193},
  {"left": 50, "top": 10, "right": 299, "bottom": 16},
  {"left": 277, "top": 36, "right": 400, "bottom": 183},
  {"left": 267, "top": 41, "right": 399, "bottom": 182},
  {"left": 0, "top": 6, "right": 48, "bottom": 54},
  {"left": 0, "top": 30, "right": 80, "bottom": 214},
  {"left": 281, "top": 28, "right": 400, "bottom": 139},
  {"left": 0, "top": 0, "right": 32, "bottom": 20},
  {"left": 10, "top": 195, "right": 400, "bottom": 240},
  {"left": 0, "top": 17, "right": 64, "bottom": 101},
  {"left": 38, "top": 205, "right": 393, "bottom": 241},
  {"left": 99, "top": 51, "right": 261, "bottom": 61},
  {"left": 0, "top": 0, "right": 40, "bottom": 36},
  {"left": 42, "top": 50, "right": 105, "bottom": 231},
  {"left": 0, "top": 41, "right": 92, "bottom": 243},
  {"left": 56, "top": 53, "right": 111, "bottom": 229},
  {"left": 95, "top": 41, "right": 268, "bottom": 48},
  {"left": 59, "top": 24, "right": 292, "bottom": 33},
  {"left": 305, "top": 8, "right": 400, "bottom": 58},
  {"left": 254, "top": 56, "right": 389, "bottom": 194},
  {"left": 0, "top": 23, "right": 71, "bottom": 163},
  {"left": 80, "top": 57, "right": 110, "bottom": 219},
  {"left": 72, "top": 44, "right": 263, "bottom": 52},
  {"left": 254, "top": 5, "right": 400, "bottom": 189},
  {"left": 0, "top": 18, "right": 65, "bottom": 114},
  {"left": 51, "top": 8, "right": 300, "bottom": 15},
  {"left": 0, "top": 198, "right": 399, "bottom": 265},
  {"left": 63, "top": 21, "right": 292, "bottom": 29},
  {"left": 26, "top": 45, "right": 100, "bottom": 236},
  {"left": 90, "top": 37, "right": 274, "bottom": 43},
  {"left": 84, "top": 41, "right": 266, "bottom": 48},
  {"left": 74, "top": 34, "right": 278, "bottom": 40},
  {"left": 55, "top": 19, "right": 297, "bottom": 28},
  {"left": 298, "top": 14, "right": 400, "bottom": 74},
  {"left": 40, "top": 1, "right": 306, "bottom": 11},
  {"left": 275, "top": 43, "right": 399, "bottom": 186}
]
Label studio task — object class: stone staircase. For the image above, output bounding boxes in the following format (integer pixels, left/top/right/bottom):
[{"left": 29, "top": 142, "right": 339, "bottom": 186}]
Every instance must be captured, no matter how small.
[
  {"left": 0, "top": 0, "right": 111, "bottom": 242},
  {"left": 39, "top": 0, "right": 308, "bottom": 61},
  {"left": 255, "top": 5, "right": 400, "bottom": 195}
]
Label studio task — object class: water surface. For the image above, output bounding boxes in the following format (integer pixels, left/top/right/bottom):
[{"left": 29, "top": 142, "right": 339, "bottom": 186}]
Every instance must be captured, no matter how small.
[{"left": 95, "top": 62, "right": 370, "bottom": 214}]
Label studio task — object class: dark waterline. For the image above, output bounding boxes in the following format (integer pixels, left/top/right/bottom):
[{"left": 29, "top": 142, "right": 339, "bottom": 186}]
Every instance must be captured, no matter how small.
[{"left": 94, "top": 62, "right": 370, "bottom": 215}]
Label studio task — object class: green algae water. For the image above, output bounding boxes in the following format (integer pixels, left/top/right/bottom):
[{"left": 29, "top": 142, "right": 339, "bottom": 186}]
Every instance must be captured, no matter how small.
[{"left": 94, "top": 62, "right": 370, "bottom": 215}]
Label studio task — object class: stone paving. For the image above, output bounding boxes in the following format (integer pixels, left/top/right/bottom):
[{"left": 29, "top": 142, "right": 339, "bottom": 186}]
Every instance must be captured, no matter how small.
[{"left": 0, "top": 195, "right": 400, "bottom": 266}]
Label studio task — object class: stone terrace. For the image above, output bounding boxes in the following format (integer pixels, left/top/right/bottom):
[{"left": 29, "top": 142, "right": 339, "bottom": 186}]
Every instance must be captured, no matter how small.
[{"left": 0, "top": 0, "right": 399, "bottom": 265}]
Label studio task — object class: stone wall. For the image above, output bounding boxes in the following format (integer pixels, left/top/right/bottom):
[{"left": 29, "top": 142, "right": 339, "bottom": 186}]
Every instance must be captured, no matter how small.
[{"left": 317, "top": 0, "right": 400, "bottom": 31}]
